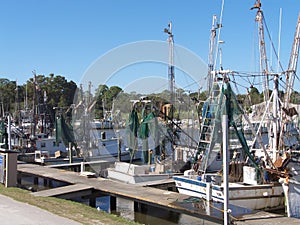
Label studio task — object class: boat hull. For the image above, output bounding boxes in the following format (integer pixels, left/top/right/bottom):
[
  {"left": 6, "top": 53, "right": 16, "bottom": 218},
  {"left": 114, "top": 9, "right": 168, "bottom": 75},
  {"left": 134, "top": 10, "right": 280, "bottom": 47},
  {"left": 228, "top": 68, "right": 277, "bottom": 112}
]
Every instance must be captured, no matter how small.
[{"left": 173, "top": 175, "right": 284, "bottom": 210}]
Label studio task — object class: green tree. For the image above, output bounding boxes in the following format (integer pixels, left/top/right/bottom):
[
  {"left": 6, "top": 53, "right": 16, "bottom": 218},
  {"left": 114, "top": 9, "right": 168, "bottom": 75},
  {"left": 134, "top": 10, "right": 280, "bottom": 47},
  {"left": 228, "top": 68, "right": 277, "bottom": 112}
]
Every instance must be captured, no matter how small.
[
  {"left": 93, "top": 85, "right": 122, "bottom": 119},
  {"left": 24, "top": 74, "right": 77, "bottom": 121},
  {"left": 291, "top": 91, "right": 300, "bottom": 104},
  {"left": 249, "top": 87, "right": 261, "bottom": 105},
  {"left": 0, "top": 79, "right": 17, "bottom": 114}
]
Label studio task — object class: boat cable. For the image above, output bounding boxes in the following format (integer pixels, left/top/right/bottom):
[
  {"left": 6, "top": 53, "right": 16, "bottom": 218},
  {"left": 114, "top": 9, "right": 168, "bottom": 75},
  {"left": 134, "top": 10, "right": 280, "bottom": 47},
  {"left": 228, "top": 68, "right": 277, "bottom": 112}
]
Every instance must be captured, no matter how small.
[{"left": 262, "top": 11, "right": 285, "bottom": 73}]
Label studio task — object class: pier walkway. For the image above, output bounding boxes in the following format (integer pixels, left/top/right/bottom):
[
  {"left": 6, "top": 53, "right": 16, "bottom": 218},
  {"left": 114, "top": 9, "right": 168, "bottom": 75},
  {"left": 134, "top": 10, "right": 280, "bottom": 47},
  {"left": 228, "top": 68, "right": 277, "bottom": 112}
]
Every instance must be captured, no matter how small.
[{"left": 18, "top": 163, "right": 300, "bottom": 224}]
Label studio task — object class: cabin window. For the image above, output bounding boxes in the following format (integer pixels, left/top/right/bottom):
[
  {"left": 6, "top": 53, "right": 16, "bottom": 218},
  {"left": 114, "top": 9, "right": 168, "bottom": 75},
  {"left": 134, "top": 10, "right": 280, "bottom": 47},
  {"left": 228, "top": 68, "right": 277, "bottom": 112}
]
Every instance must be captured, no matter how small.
[{"left": 41, "top": 142, "right": 46, "bottom": 148}]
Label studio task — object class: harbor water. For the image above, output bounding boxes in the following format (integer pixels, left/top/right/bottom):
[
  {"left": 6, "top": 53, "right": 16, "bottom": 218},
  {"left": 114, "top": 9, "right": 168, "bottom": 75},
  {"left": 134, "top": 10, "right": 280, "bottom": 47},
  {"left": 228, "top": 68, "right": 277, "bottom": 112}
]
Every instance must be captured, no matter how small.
[{"left": 95, "top": 196, "right": 219, "bottom": 225}]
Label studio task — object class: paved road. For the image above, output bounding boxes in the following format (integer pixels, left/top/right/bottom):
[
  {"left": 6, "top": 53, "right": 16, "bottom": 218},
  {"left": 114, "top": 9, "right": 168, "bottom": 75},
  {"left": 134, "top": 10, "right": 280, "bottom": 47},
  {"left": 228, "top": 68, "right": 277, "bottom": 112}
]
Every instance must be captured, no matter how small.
[{"left": 0, "top": 194, "right": 82, "bottom": 225}]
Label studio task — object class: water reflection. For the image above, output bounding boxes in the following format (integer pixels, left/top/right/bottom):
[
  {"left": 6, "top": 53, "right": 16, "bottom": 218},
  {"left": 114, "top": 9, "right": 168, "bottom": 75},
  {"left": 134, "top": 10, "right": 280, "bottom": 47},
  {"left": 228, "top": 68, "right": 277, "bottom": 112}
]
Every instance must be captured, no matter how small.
[
  {"left": 96, "top": 196, "right": 220, "bottom": 225},
  {"left": 18, "top": 174, "right": 68, "bottom": 192}
]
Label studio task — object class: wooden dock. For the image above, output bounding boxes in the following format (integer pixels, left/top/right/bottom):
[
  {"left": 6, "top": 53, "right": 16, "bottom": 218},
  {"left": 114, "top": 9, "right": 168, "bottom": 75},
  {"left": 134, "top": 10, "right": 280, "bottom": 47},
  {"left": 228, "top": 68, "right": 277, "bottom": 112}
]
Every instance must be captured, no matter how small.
[
  {"left": 31, "top": 183, "right": 94, "bottom": 199},
  {"left": 17, "top": 163, "right": 300, "bottom": 224}
]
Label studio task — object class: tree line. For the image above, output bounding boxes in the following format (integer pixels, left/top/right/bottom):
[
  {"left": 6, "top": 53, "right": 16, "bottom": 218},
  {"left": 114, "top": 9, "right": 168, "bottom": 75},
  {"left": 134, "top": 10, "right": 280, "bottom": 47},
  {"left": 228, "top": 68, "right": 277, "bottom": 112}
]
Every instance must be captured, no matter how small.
[{"left": 1, "top": 74, "right": 300, "bottom": 126}]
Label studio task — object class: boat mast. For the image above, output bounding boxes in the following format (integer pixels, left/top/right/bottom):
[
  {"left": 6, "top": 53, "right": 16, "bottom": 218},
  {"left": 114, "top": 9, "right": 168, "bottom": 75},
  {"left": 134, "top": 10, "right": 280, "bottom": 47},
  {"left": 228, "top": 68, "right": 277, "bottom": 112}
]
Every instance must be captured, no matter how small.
[
  {"left": 164, "top": 22, "right": 176, "bottom": 170},
  {"left": 252, "top": 1, "right": 278, "bottom": 153},
  {"left": 15, "top": 80, "right": 21, "bottom": 126},
  {"left": 164, "top": 22, "right": 175, "bottom": 125},
  {"left": 279, "top": 14, "right": 300, "bottom": 149},
  {"left": 208, "top": 0, "right": 224, "bottom": 95},
  {"left": 251, "top": 0, "right": 270, "bottom": 103},
  {"left": 25, "top": 82, "right": 28, "bottom": 111},
  {"left": 272, "top": 73, "right": 279, "bottom": 154},
  {"left": 88, "top": 81, "right": 92, "bottom": 107},
  {"left": 32, "top": 71, "right": 37, "bottom": 137},
  {"left": 284, "top": 14, "right": 300, "bottom": 108},
  {"left": 207, "top": 15, "right": 218, "bottom": 95}
]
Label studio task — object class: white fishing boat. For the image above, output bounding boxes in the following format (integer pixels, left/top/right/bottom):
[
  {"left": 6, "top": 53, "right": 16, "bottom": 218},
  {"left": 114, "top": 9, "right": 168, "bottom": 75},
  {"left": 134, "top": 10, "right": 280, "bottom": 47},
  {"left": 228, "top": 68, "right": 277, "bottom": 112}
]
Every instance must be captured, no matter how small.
[
  {"left": 173, "top": 74, "right": 285, "bottom": 210},
  {"left": 34, "top": 133, "right": 68, "bottom": 163},
  {"left": 87, "top": 130, "right": 135, "bottom": 162},
  {"left": 174, "top": 1, "right": 300, "bottom": 212}
]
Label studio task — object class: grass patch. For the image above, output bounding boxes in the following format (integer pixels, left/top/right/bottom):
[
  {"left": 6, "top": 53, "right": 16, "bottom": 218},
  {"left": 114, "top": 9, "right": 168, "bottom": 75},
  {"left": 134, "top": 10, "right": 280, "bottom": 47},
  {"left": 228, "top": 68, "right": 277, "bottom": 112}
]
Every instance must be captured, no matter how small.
[{"left": 0, "top": 184, "right": 141, "bottom": 225}]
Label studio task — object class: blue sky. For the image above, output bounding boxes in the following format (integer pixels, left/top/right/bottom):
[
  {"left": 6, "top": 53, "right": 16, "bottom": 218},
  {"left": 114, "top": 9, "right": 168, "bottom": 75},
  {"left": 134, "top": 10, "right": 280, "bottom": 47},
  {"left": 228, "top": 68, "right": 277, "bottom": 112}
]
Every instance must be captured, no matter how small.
[{"left": 0, "top": 0, "right": 299, "bottom": 94}]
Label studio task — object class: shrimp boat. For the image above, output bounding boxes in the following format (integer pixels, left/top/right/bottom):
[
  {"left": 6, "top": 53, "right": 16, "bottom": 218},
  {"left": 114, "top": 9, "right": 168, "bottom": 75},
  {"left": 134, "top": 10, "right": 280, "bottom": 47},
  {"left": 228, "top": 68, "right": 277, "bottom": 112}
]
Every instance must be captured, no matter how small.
[
  {"left": 173, "top": 73, "right": 285, "bottom": 210},
  {"left": 174, "top": 1, "right": 300, "bottom": 211}
]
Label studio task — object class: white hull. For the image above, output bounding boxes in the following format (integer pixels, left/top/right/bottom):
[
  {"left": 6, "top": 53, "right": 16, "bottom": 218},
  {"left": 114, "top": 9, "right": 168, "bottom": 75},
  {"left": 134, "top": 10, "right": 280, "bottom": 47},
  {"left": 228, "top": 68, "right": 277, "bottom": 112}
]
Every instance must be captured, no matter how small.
[
  {"left": 174, "top": 175, "right": 284, "bottom": 210},
  {"left": 282, "top": 160, "right": 300, "bottom": 219},
  {"left": 88, "top": 137, "right": 142, "bottom": 162},
  {"left": 107, "top": 162, "right": 172, "bottom": 184}
]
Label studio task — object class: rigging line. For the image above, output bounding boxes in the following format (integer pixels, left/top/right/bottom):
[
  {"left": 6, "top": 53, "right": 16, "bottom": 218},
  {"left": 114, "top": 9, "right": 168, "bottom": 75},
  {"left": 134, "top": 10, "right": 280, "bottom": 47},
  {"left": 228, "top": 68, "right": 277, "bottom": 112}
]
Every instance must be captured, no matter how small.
[
  {"left": 245, "top": 75, "right": 252, "bottom": 88},
  {"left": 230, "top": 80, "right": 250, "bottom": 90},
  {"left": 246, "top": 79, "right": 265, "bottom": 87},
  {"left": 262, "top": 13, "right": 285, "bottom": 72},
  {"left": 180, "top": 79, "right": 204, "bottom": 90},
  {"left": 231, "top": 75, "right": 252, "bottom": 88},
  {"left": 293, "top": 72, "right": 300, "bottom": 83},
  {"left": 281, "top": 70, "right": 300, "bottom": 87},
  {"left": 231, "top": 74, "right": 241, "bottom": 94},
  {"left": 278, "top": 82, "right": 287, "bottom": 92},
  {"left": 278, "top": 79, "right": 286, "bottom": 88},
  {"left": 278, "top": 77, "right": 300, "bottom": 95},
  {"left": 173, "top": 46, "right": 193, "bottom": 88},
  {"left": 235, "top": 71, "right": 260, "bottom": 86},
  {"left": 234, "top": 71, "right": 269, "bottom": 77},
  {"left": 234, "top": 73, "right": 265, "bottom": 78},
  {"left": 231, "top": 74, "right": 261, "bottom": 89}
]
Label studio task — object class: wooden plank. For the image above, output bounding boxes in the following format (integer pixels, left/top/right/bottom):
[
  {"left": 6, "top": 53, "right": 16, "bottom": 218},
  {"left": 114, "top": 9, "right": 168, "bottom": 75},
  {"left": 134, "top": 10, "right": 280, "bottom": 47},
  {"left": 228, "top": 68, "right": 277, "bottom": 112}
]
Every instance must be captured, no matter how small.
[
  {"left": 46, "top": 160, "right": 114, "bottom": 168},
  {"left": 31, "top": 183, "right": 93, "bottom": 198}
]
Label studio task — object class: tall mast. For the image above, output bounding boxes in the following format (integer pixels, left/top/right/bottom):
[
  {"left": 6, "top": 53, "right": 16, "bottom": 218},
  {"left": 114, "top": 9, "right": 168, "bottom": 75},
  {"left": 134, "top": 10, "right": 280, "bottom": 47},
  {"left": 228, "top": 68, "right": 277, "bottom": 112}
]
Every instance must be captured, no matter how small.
[
  {"left": 207, "top": 15, "right": 218, "bottom": 95},
  {"left": 284, "top": 14, "right": 300, "bottom": 108},
  {"left": 251, "top": 0, "right": 270, "bottom": 103},
  {"left": 15, "top": 80, "right": 20, "bottom": 126},
  {"left": 25, "top": 82, "right": 28, "bottom": 111},
  {"left": 279, "top": 14, "right": 300, "bottom": 149},
  {"left": 32, "top": 71, "right": 37, "bottom": 137},
  {"left": 272, "top": 73, "right": 279, "bottom": 153},
  {"left": 88, "top": 81, "right": 92, "bottom": 107},
  {"left": 164, "top": 22, "right": 175, "bottom": 124}
]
